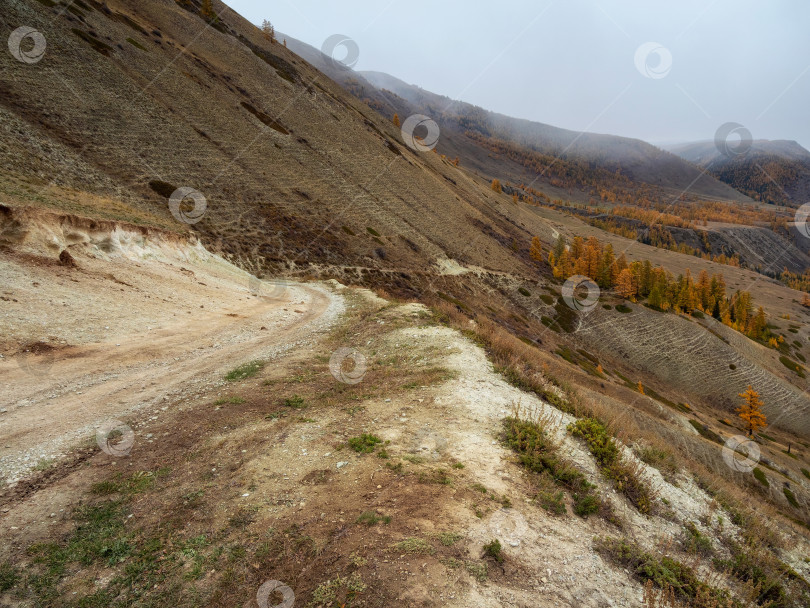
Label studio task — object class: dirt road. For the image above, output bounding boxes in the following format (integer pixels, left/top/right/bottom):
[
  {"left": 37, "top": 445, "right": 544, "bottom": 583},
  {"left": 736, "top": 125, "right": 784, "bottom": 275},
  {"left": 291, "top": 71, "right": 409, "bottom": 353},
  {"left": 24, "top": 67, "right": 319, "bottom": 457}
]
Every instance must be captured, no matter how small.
[{"left": 0, "top": 233, "right": 343, "bottom": 484}]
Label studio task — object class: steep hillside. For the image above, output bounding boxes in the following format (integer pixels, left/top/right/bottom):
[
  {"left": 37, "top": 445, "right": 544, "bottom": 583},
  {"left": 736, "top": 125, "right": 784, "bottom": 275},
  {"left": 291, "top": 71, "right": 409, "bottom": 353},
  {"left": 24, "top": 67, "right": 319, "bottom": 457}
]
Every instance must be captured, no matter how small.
[
  {"left": 2, "top": 0, "right": 810, "bottom": 433},
  {"left": 669, "top": 139, "right": 810, "bottom": 206},
  {"left": 0, "top": 0, "right": 540, "bottom": 283}
]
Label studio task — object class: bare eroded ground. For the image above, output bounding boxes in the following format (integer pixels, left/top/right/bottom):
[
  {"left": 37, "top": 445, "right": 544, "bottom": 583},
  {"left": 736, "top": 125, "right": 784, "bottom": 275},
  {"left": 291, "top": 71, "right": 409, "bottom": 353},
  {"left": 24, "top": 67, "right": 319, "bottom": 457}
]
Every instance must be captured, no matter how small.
[{"left": 0, "top": 229, "right": 343, "bottom": 483}]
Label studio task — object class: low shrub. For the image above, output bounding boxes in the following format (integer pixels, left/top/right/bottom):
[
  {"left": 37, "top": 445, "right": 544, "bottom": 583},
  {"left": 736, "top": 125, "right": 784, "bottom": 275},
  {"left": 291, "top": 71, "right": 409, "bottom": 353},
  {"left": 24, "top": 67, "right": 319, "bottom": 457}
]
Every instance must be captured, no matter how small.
[
  {"left": 753, "top": 467, "right": 769, "bottom": 487},
  {"left": 482, "top": 539, "right": 503, "bottom": 563},
  {"left": 688, "top": 419, "right": 723, "bottom": 444},
  {"left": 682, "top": 522, "right": 713, "bottom": 556},
  {"left": 536, "top": 489, "right": 566, "bottom": 515},
  {"left": 501, "top": 415, "right": 601, "bottom": 518},
  {"left": 783, "top": 487, "right": 799, "bottom": 509},
  {"left": 569, "top": 418, "right": 655, "bottom": 514},
  {"left": 348, "top": 434, "right": 382, "bottom": 454},
  {"left": 596, "top": 537, "right": 730, "bottom": 604}
]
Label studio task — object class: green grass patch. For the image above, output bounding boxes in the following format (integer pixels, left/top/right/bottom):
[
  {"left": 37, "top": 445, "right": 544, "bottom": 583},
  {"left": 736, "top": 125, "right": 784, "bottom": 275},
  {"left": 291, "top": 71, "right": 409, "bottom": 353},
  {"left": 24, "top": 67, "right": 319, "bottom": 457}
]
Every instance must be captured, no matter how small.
[
  {"left": 0, "top": 562, "right": 20, "bottom": 592},
  {"left": 71, "top": 28, "right": 114, "bottom": 56},
  {"left": 714, "top": 539, "right": 790, "bottom": 607},
  {"left": 569, "top": 418, "right": 654, "bottom": 514},
  {"left": 779, "top": 355, "right": 806, "bottom": 377},
  {"left": 783, "top": 487, "right": 800, "bottom": 509},
  {"left": 348, "top": 433, "right": 383, "bottom": 454},
  {"left": 356, "top": 511, "right": 390, "bottom": 526},
  {"left": 283, "top": 395, "right": 306, "bottom": 409},
  {"left": 596, "top": 537, "right": 730, "bottom": 604},
  {"left": 213, "top": 396, "right": 245, "bottom": 405},
  {"left": 615, "top": 304, "right": 632, "bottom": 313},
  {"left": 753, "top": 467, "right": 769, "bottom": 487},
  {"left": 501, "top": 416, "right": 602, "bottom": 518},
  {"left": 688, "top": 419, "right": 723, "bottom": 444},
  {"left": 224, "top": 360, "right": 264, "bottom": 381},
  {"left": 553, "top": 298, "right": 579, "bottom": 332},
  {"left": 436, "top": 532, "right": 462, "bottom": 546},
  {"left": 536, "top": 489, "right": 566, "bottom": 515},
  {"left": 125, "top": 37, "right": 147, "bottom": 51},
  {"left": 436, "top": 291, "right": 470, "bottom": 312}
]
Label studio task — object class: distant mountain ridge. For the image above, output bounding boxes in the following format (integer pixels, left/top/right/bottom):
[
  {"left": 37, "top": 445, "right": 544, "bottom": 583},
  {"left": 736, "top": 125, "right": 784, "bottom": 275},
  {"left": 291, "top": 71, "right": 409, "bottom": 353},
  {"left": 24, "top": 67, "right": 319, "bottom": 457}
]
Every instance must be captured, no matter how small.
[
  {"left": 667, "top": 139, "right": 810, "bottom": 206},
  {"left": 359, "top": 70, "right": 751, "bottom": 202},
  {"left": 280, "top": 35, "right": 749, "bottom": 204}
]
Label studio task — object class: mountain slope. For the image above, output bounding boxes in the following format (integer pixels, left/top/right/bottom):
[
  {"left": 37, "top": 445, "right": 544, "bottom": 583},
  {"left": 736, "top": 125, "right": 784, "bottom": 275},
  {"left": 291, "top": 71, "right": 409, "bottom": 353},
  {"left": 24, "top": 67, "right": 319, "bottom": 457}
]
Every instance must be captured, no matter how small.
[
  {"left": 359, "top": 70, "right": 751, "bottom": 203},
  {"left": 0, "top": 0, "right": 551, "bottom": 285},
  {"left": 279, "top": 35, "right": 750, "bottom": 204},
  {"left": 668, "top": 139, "right": 810, "bottom": 206}
]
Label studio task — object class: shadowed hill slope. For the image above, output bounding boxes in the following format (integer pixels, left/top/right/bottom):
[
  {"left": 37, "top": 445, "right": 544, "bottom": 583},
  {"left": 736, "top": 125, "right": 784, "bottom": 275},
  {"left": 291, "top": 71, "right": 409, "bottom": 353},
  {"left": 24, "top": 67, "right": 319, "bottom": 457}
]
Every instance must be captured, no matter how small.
[{"left": 668, "top": 139, "right": 810, "bottom": 206}]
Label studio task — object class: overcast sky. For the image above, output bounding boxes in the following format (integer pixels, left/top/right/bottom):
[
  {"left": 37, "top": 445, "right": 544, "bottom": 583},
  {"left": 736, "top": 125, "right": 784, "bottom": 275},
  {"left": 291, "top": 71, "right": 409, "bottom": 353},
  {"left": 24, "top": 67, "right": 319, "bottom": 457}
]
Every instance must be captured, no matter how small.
[{"left": 226, "top": 0, "right": 810, "bottom": 148}]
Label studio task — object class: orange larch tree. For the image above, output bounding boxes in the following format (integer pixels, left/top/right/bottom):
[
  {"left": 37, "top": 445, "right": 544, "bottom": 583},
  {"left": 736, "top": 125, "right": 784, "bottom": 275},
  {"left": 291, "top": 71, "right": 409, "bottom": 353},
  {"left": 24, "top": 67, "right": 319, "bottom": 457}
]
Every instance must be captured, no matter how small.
[
  {"left": 616, "top": 268, "right": 636, "bottom": 300},
  {"left": 529, "top": 237, "right": 543, "bottom": 263},
  {"left": 737, "top": 385, "right": 767, "bottom": 438},
  {"left": 201, "top": 0, "right": 216, "bottom": 21}
]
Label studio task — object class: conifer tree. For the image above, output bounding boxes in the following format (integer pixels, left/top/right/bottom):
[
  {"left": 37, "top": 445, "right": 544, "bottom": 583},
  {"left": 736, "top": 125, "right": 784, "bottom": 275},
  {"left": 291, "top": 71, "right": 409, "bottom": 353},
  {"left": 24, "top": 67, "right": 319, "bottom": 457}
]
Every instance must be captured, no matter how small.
[
  {"left": 616, "top": 268, "right": 635, "bottom": 300},
  {"left": 201, "top": 0, "right": 216, "bottom": 21},
  {"left": 529, "top": 237, "right": 543, "bottom": 263},
  {"left": 261, "top": 19, "right": 275, "bottom": 42},
  {"left": 737, "top": 385, "right": 767, "bottom": 438}
]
